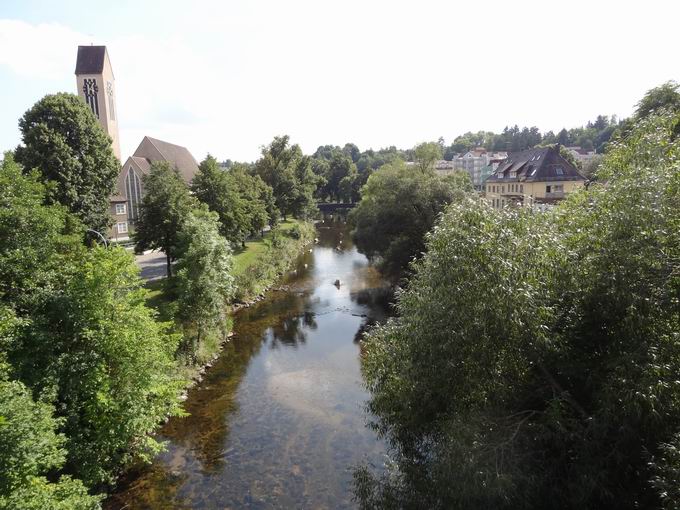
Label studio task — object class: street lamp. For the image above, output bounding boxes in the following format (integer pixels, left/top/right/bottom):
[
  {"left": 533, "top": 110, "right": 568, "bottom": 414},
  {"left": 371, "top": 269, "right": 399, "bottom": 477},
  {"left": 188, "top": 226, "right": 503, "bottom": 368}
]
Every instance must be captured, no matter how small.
[{"left": 86, "top": 229, "right": 108, "bottom": 248}]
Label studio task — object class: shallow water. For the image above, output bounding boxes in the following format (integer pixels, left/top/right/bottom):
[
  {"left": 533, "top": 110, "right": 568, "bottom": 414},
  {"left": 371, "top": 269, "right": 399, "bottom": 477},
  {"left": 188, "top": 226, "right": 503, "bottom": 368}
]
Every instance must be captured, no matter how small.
[{"left": 106, "top": 218, "right": 391, "bottom": 509}]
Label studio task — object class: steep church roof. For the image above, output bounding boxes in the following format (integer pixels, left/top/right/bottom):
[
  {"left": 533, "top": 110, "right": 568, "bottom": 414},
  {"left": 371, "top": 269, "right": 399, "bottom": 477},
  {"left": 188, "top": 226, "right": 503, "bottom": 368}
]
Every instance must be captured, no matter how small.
[
  {"left": 75, "top": 45, "right": 107, "bottom": 74},
  {"left": 486, "top": 146, "right": 584, "bottom": 183},
  {"left": 131, "top": 136, "right": 199, "bottom": 184}
]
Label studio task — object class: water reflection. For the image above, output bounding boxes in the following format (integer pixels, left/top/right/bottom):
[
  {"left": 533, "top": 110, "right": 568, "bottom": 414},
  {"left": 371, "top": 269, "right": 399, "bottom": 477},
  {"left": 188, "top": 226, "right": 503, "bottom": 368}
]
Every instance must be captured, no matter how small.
[{"left": 106, "top": 219, "right": 392, "bottom": 509}]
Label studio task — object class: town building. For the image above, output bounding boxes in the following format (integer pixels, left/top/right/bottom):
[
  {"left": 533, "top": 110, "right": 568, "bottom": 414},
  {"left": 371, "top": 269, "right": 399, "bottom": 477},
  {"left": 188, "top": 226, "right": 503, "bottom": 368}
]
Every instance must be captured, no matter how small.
[
  {"left": 566, "top": 146, "right": 597, "bottom": 166},
  {"left": 452, "top": 148, "right": 507, "bottom": 190},
  {"left": 74, "top": 45, "right": 199, "bottom": 241},
  {"left": 75, "top": 46, "right": 121, "bottom": 160},
  {"left": 114, "top": 136, "right": 200, "bottom": 239},
  {"left": 484, "top": 146, "right": 585, "bottom": 211}
]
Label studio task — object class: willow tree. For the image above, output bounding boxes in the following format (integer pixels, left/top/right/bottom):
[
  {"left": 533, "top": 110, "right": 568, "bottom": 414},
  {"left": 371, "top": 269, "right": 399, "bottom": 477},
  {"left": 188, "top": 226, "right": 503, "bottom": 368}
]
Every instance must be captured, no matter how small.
[{"left": 356, "top": 108, "right": 680, "bottom": 508}]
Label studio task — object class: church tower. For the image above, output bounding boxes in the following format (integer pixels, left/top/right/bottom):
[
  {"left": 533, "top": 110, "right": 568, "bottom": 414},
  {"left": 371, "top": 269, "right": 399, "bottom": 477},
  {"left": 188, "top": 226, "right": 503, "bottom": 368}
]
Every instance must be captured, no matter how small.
[{"left": 75, "top": 45, "right": 121, "bottom": 160}]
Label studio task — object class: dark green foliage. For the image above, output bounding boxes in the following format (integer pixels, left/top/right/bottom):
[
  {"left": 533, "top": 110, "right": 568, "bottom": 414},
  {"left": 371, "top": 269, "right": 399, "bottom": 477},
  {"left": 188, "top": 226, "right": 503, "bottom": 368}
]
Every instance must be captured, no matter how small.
[
  {"left": 14, "top": 93, "right": 119, "bottom": 232},
  {"left": 634, "top": 80, "right": 680, "bottom": 119},
  {"left": 356, "top": 109, "right": 680, "bottom": 509},
  {"left": 1, "top": 157, "right": 184, "bottom": 491},
  {"left": 443, "top": 118, "right": 620, "bottom": 157},
  {"left": 349, "top": 160, "right": 472, "bottom": 277},
  {"left": 134, "top": 161, "right": 198, "bottom": 276},
  {"left": 0, "top": 153, "right": 84, "bottom": 312},
  {"left": 0, "top": 354, "right": 100, "bottom": 510},
  {"left": 175, "top": 208, "right": 234, "bottom": 361},
  {"left": 13, "top": 247, "right": 184, "bottom": 487},
  {"left": 254, "top": 136, "right": 318, "bottom": 219},
  {"left": 191, "top": 155, "right": 247, "bottom": 243}
]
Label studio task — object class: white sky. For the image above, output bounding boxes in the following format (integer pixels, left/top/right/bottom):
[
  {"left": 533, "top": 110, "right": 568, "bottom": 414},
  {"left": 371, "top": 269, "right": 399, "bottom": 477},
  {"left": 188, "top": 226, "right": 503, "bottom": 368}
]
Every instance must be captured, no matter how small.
[{"left": 0, "top": 0, "right": 678, "bottom": 162}]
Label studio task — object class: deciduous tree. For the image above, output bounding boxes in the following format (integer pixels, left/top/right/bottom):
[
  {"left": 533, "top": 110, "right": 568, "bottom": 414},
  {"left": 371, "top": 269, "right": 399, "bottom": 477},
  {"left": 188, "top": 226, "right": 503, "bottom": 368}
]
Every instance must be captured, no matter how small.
[
  {"left": 134, "top": 161, "right": 197, "bottom": 276},
  {"left": 349, "top": 160, "right": 471, "bottom": 276},
  {"left": 14, "top": 93, "right": 119, "bottom": 233}
]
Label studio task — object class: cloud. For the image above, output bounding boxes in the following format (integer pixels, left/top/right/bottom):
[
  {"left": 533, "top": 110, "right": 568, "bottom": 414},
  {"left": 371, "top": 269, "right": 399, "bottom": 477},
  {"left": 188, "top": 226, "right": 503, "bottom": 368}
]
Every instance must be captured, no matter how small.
[{"left": 0, "top": 20, "right": 92, "bottom": 80}]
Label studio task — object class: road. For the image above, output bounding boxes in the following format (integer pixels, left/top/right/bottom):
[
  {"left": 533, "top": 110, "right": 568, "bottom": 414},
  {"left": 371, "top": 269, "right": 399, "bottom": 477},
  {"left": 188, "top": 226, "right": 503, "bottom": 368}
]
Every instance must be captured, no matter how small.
[{"left": 135, "top": 250, "right": 167, "bottom": 281}]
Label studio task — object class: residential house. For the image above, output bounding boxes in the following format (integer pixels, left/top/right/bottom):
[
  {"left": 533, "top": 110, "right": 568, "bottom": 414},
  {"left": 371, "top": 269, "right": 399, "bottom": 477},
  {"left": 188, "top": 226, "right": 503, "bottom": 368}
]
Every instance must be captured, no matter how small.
[
  {"left": 566, "top": 146, "right": 597, "bottom": 166},
  {"left": 453, "top": 148, "right": 507, "bottom": 190},
  {"left": 484, "top": 146, "right": 585, "bottom": 211}
]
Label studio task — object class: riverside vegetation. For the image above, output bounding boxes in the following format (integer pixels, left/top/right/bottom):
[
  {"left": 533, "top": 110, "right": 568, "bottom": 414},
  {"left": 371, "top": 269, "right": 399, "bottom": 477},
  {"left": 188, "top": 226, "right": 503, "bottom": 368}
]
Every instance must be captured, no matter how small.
[
  {"left": 0, "top": 95, "right": 317, "bottom": 508},
  {"left": 352, "top": 86, "right": 680, "bottom": 509},
  {"left": 1, "top": 81, "right": 679, "bottom": 509}
]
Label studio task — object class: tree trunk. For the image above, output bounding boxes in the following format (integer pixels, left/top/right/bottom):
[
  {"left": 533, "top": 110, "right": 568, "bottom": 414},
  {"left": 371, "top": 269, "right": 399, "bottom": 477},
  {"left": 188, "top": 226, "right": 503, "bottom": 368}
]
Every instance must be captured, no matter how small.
[{"left": 166, "top": 252, "right": 172, "bottom": 277}]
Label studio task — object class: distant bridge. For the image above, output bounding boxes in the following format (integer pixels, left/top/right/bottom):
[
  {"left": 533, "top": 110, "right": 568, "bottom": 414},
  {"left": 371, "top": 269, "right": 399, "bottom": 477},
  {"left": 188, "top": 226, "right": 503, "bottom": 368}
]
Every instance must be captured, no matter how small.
[{"left": 317, "top": 202, "right": 356, "bottom": 214}]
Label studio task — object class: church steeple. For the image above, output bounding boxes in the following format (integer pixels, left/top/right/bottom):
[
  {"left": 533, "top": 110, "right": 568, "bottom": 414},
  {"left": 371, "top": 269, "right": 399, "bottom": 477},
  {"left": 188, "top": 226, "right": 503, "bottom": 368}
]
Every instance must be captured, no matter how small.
[{"left": 75, "top": 45, "right": 121, "bottom": 160}]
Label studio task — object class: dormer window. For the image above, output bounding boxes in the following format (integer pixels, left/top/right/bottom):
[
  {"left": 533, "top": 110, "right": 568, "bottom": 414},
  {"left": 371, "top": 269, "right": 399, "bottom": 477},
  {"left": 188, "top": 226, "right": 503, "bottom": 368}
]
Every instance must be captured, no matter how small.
[{"left": 555, "top": 167, "right": 564, "bottom": 175}]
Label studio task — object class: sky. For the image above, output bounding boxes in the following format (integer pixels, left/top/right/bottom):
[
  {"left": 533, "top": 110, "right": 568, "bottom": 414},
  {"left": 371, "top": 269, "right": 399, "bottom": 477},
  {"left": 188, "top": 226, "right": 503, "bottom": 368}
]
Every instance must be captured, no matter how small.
[{"left": 0, "top": 0, "right": 679, "bottom": 162}]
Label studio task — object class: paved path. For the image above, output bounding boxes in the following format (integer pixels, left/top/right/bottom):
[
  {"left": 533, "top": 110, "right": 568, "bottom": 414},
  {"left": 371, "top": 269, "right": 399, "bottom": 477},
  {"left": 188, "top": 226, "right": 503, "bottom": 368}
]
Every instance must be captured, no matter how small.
[{"left": 135, "top": 250, "right": 167, "bottom": 281}]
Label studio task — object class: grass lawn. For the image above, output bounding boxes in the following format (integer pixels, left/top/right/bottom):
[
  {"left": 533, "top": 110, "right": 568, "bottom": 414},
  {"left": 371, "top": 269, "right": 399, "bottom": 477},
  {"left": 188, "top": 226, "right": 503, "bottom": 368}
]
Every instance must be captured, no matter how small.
[
  {"left": 232, "top": 219, "right": 300, "bottom": 276},
  {"left": 143, "top": 278, "right": 175, "bottom": 322},
  {"left": 144, "top": 219, "right": 302, "bottom": 313}
]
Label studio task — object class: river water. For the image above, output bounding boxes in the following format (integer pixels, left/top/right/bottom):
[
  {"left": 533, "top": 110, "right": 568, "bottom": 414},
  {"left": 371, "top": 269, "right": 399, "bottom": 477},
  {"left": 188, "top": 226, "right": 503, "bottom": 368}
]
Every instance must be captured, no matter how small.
[{"left": 106, "top": 217, "right": 391, "bottom": 509}]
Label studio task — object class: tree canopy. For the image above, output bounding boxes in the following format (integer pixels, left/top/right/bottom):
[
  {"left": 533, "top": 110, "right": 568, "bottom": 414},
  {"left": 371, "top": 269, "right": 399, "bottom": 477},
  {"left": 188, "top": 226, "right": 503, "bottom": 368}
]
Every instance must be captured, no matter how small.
[
  {"left": 174, "top": 207, "right": 234, "bottom": 361},
  {"left": 356, "top": 108, "right": 680, "bottom": 509},
  {"left": 254, "top": 136, "right": 318, "bottom": 218},
  {"left": 134, "top": 161, "right": 198, "bottom": 276},
  {"left": 349, "top": 159, "right": 472, "bottom": 277},
  {"left": 14, "top": 93, "right": 119, "bottom": 233}
]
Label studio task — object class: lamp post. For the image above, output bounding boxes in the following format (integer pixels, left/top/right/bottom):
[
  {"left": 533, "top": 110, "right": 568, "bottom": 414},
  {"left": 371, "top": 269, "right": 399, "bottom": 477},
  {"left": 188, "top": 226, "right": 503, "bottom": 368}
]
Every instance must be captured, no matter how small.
[{"left": 86, "top": 229, "right": 108, "bottom": 248}]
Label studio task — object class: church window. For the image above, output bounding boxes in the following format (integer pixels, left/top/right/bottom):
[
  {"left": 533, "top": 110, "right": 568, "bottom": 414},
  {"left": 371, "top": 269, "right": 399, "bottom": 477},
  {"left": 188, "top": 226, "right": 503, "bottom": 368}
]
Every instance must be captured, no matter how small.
[
  {"left": 83, "top": 78, "right": 99, "bottom": 118},
  {"left": 107, "top": 81, "right": 115, "bottom": 121},
  {"left": 125, "top": 168, "right": 142, "bottom": 220}
]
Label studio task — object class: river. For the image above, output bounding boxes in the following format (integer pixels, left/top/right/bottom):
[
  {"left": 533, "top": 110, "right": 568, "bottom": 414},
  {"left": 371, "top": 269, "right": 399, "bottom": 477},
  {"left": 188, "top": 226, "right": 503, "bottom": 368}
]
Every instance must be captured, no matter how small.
[{"left": 106, "top": 217, "right": 392, "bottom": 509}]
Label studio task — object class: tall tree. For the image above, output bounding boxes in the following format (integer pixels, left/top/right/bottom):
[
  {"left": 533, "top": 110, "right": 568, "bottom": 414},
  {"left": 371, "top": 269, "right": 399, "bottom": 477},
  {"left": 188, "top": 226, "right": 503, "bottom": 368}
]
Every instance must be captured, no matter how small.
[
  {"left": 174, "top": 208, "right": 234, "bottom": 361},
  {"left": 634, "top": 80, "right": 680, "bottom": 119},
  {"left": 254, "top": 136, "right": 318, "bottom": 219},
  {"left": 413, "top": 142, "right": 442, "bottom": 173},
  {"left": 134, "top": 162, "right": 197, "bottom": 277},
  {"left": 192, "top": 155, "right": 246, "bottom": 244},
  {"left": 0, "top": 153, "right": 84, "bottom": 312},
  {"left": 349, "top": 160, "right": 471, "bottom": 276},
  {"left": 14, "top": 93, "right": 119, "bottom": 233}
]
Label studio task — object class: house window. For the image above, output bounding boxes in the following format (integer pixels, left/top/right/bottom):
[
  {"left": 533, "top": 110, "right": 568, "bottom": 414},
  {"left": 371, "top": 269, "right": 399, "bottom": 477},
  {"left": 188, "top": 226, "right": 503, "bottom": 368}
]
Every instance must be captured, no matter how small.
[
  {"left": 510, "top": 171, "right": 516, "bottom": 178},
  {"left": 520, "top": 184, "right": 523, "bottom": 193},
  {"left": 115, "top": 203, "right": 126, "bottom": 215},
  {"left": 546, "top": 185, "right": 552, "bottom": 193},
  {"left": 555, "top": 167, "right": 564, "bottom": 175},
  {"left": 502, "top": 186, "right": 505, "bottom": 193},
  {"left": 555, "top": 184, "right": 564, "bottom": 192},
  {"left": 116, "top": 222, "right": 128, "bottom": 234},
  {"left": 82, "top": 78, "right": 99, "bottom": 118}
]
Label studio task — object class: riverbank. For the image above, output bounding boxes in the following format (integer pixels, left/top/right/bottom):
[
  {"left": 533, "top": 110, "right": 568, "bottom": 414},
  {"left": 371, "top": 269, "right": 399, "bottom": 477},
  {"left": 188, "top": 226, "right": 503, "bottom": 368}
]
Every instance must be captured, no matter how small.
[
  {"left": 143, "top": 219, "right": 315, "bottom": 379},
  {"left": 231, "top": 219, "right": 316, "bottom": 303},
  {"left": 105, "top": 217, "right": 390, "bottom": 509}
]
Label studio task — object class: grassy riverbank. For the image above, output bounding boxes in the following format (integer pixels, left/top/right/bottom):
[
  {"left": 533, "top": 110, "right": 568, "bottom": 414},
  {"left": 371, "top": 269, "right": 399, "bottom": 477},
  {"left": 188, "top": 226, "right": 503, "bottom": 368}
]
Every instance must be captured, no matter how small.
[
  {"left": 232, "top": 219, "right": 316, "bottom": 301},
  {"left": 143, "top": 219, "right": 315, "bottom": 367}
]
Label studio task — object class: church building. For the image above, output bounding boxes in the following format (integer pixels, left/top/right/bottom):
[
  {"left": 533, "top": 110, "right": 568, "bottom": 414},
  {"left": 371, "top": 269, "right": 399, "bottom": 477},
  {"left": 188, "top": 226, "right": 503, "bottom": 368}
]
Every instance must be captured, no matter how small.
[
  {"left": 75, "top": 45, "right": 199, "bottom": 241},
  {"left": 75, "top": 46, "right": 121, "bottom": 160}
]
